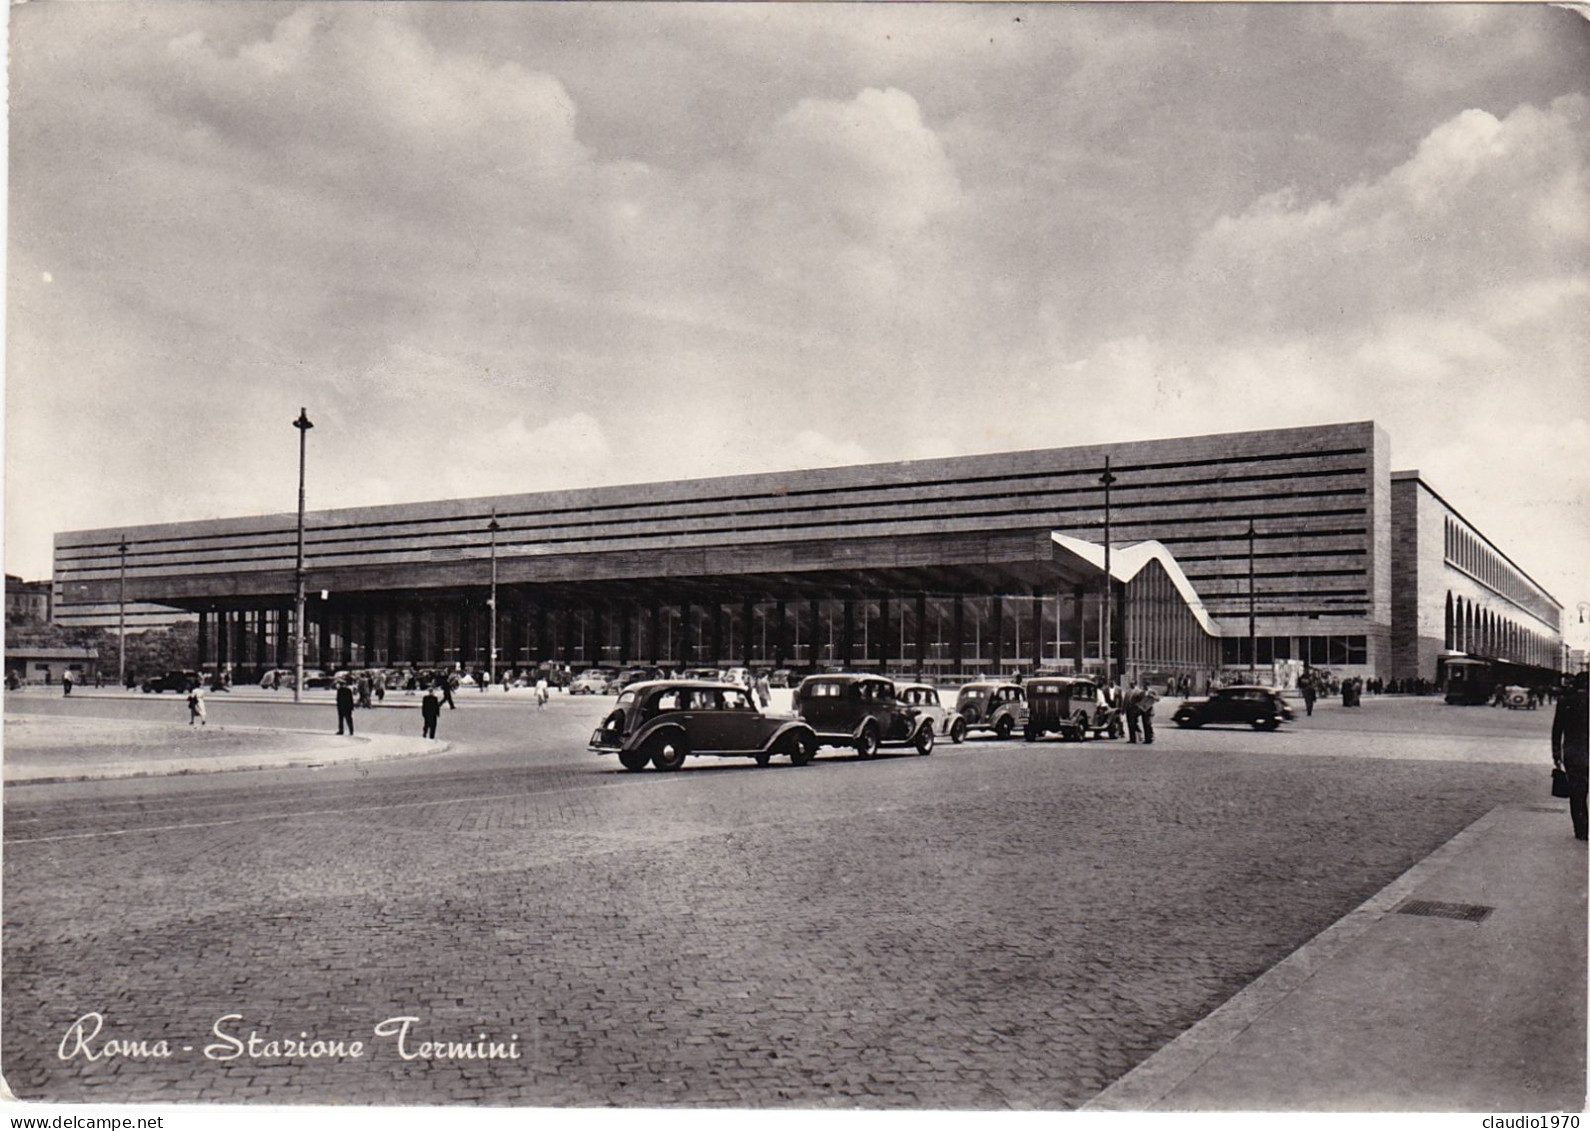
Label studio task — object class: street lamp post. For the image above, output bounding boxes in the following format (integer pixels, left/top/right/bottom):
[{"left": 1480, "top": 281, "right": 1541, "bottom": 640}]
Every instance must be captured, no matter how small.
[
  {"left": 292, "top": 408, "right": 314, "bottom": 703},
  {"left": 488, "top": 509, "right": 501, "bottom": 688},
  {"left": 1099, "top": 457, "right": 1117, "bottom": 685},
  {"left": 1247, "top": 519, "right": 1257, "bottom": 681},
  {"left": 117, "top": 538, "right": 128, "bottom": 689}
]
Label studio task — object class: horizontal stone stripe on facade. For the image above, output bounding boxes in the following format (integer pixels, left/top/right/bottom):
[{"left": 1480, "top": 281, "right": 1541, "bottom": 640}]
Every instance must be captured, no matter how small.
[
  {"left": 54, "top": 462, "right": 1375, "bottom": 565},
  {"left": 55, "top": 498, "right": 1377, "bottom": 587},
  {"left": 53, "top": 476, "right": 1373, "bottom": 575},
  {"left": 53, "top": 422, "right": 1379, "bottom": 551}
]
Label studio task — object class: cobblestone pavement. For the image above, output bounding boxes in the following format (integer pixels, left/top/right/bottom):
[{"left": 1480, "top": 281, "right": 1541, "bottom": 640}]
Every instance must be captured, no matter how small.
[{"left": 2, "top": 694, "right": 1546, "bottom": 1107}]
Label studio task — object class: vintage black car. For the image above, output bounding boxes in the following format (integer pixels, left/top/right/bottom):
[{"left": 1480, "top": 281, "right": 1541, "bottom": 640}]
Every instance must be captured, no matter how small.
[
  {"left": 140, "top": 669, "right": 200, "bottom": 694},
  {"left": 1172, "top": 686, "right": 1295, "bottom": 730},
  {"left": 952, "top": 681, "right": 1027, "bottom": 740},
  {"left": 793, "top": 673, "right": 936, "bottom": 757},
  {"left": 589, "top": 680, "right": 817, "bottom": 771},
  {"left": 1023, "top": 676, "right": 1119, "bottom": 741}
]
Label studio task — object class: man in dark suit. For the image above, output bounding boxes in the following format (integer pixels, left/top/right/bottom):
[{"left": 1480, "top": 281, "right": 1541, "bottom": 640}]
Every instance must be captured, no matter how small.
[
  {"left": 1552, "top": 670, "right": 1588, "bottom": 841},
  {"left": 421, "top": 688, "right": 441, "bottom": 740},
  {"left": 336, "top": 679, "right": 356, "bottom": 736}
]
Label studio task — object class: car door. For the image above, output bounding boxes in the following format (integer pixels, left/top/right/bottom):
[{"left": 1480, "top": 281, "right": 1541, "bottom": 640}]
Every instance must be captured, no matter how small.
[
  {"left": 1211, "top": 691, "right": 1244, "bottom": 723},
  {"left": 715, "top": 687, "right": 762, "bottom": 752},
  {"left": 684, "top": 688, "right": 736, "bottom": 752},
  {"left": 872, "top": 680, "right": 911, "bottom": 741}
]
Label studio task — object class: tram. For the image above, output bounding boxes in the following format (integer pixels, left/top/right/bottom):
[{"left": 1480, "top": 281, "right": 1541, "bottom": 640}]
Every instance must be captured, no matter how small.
[{"left": 1439, "top": 653, "right": 1560, "bottom": 705}]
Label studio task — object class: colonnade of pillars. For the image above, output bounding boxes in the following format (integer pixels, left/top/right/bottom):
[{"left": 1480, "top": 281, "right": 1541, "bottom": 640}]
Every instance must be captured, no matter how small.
[{"left": 195, "top": 583, "right": 1137, "bottom": 678}]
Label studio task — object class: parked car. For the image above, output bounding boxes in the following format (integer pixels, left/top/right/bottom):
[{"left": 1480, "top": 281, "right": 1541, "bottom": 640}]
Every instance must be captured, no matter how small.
[
  {"left": 1023, "top": 676, "right": 1119, "bottom": 741},
  {"left": 613, "top": 666, "right": 662, "bottom": 692},
  {"left": 793, "top": 673, "right": 936, "bottom": 757},
  {"left": 896, "top": 681, "right": 966, "bottom": 744},
  {"left": 1172, "top": 686, "right": 1294, "bottom": 730},
  {"left": 953, "top": 681, "right": 1028, "bottom": 741},
  {"left": 769, "top": 668, "right": 800, "bottom": 688},
  {"left": 589, "top": 680, "right": 817, "bottom": 771},
  {"left": 679, "top": 668, "right": 723, "bottom": 682},
  {"left": 141, "top": 670, "right": 200, "bottom": 694},
  {"left": 570, "top": 668, "right": 617, "bottom": 695}
]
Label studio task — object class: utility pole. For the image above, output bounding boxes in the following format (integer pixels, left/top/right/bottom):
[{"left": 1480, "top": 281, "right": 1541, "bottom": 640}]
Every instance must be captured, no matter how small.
[
  {"left": 488, "top": 509, "right": 501, "bottom": 688},
  {"left": 293, "top": 408, "right": 314, "bottom": 703},
  {"left": 1100, "top": 457, "right": 1117, "bottom": 684}
]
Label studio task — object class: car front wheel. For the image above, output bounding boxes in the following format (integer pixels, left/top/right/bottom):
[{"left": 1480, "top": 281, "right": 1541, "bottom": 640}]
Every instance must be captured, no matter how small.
[
  {"left": 855, "top": 724, "right": 880, "bottom": 759},
  {"left": 618, "top": 747, "right": 651, "bottom": 772},
  {"left": 994, "top": 716, "right": 1013, "bottom": 742},
  {"left": 1072, "top": 711, "right": 1090, "bottom": 742},
  {"left": 950, "top": 718, "right": 966, "bottom": 744},
  {"left": 647, "top": 733, "right": 688, "bottom": 771},
  {"left": 915, "top": 726, "right": 934, "bottom": 755},
  {"left": 785, "top": 733, "right": 815, "bottom": 767},
  {"left": 1253, "top": 716, "right": 1280, "bottom": 731}
]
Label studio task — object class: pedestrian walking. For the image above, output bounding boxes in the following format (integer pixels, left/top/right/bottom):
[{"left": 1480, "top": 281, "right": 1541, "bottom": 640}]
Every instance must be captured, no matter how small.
[
  {"left": 1551, "top": 671, "right": 1587, "bottom": 841},
  {"left": 187, "top": 685, "right": 207, "bottom": 726},
  {"left": 421, "top": 688, "right": 441, "bottom": 740},
  {"left": 62, "top": 670, "right": 74, "bottom": 697},
  {"left": 754, "top": 670, "right": 772, "bottom": 709},
  {"left": 535, "top": 676, "right": 549, "bottom": 709},
  {"left": 1301, "top": 677, "right": 1316, "bottom": 717},
  {"left": 441, "top": 674, "right": 457, "bottom": 710},
  {"left": 336, "top": 679, "right": 356, "bottom": 735}
]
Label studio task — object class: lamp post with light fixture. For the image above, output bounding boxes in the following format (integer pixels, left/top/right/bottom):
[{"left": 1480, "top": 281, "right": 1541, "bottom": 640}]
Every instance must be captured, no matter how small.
[
  {"left": 488, "top": 509, "right": 501, "bottom": 689},
  {"left": 292, "top": 408, "right": 313, "bottom": 703},
  {"left": 1099, "top": 457, "right": 1117, "bottom": 684}
]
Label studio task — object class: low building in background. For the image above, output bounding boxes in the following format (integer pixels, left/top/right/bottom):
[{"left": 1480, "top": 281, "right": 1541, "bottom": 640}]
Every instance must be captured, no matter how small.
[{"left": 5, "top": 645, "right": 98, "bottom": 686}]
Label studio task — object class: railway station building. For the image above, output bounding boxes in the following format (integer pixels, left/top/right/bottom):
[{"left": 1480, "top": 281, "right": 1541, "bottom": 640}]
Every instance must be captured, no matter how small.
[{"left": 51, "top": 421, "right": 1564, "bottom": 687}]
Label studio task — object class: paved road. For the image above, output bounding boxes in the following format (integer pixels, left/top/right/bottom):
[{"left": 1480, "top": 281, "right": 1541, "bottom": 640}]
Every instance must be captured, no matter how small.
[{"left": 1, "top": 692, "right": 1553, "bottom": 1106}]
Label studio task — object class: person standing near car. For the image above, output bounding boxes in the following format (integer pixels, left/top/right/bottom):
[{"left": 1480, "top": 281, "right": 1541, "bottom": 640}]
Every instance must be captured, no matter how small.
[
  {"left": 1139, "top": 683, "right": 1159, "bottom": 744},
  {"left": 421, "top": 687, "right": 441, "bottom": 740},
  {"left": 1552, "top": 671, "right": 1587, "bottom": 841},
  {"left": 1301, "top": 676, "right": 1317, "bottom": 717},
  {"left": 336, "top": 678, "right": 356, "bottom": 736},
  {"left": 1124, "top": 681, "right": 1144, "bottom": 743}
]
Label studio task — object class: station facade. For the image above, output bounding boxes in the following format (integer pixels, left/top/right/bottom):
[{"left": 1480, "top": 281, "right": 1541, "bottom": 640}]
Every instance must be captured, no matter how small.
[
  {"left": 1390, "top": 471, "right": 1564, "bottom": 682},
  {"left": 51, "top": 421, "right": 1563, "bottom": 686}
]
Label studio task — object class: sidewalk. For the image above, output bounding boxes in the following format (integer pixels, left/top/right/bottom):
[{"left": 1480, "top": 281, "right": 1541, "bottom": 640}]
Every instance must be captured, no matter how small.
[
  {"left": 1086, "top": 802, "right": 1588, "bottom": 1111},
  {"left": 3, "top": 714, "right": 448, "bottom": 784}
]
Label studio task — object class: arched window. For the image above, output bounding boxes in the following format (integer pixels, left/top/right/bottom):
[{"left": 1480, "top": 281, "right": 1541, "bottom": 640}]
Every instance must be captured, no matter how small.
[{"left": 1445, "top": 592, "right": 1454, "bottom": 650}]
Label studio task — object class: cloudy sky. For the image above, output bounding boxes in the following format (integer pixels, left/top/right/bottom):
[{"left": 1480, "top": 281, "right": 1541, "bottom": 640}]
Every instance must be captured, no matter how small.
[{"left": 6, "top": 3, "right": 1588, "bottom": 629}]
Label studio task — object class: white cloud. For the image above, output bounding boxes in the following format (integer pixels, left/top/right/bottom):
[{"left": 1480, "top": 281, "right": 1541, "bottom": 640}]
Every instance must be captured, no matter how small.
[
  {"left": 753, "top": 87, "right": 961, "bottom": 241},
  {"left": 1186, "top": 95, "right": 1588, "bottom": 339}
]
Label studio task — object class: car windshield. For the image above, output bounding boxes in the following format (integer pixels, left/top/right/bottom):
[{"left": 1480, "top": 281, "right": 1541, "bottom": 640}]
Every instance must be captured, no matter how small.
[
  {"left": 616, "top": 690, "right": 637, "bottom": 709},
  {"left": 959, "top": 688, "right": 989, "bottom": 703}
]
